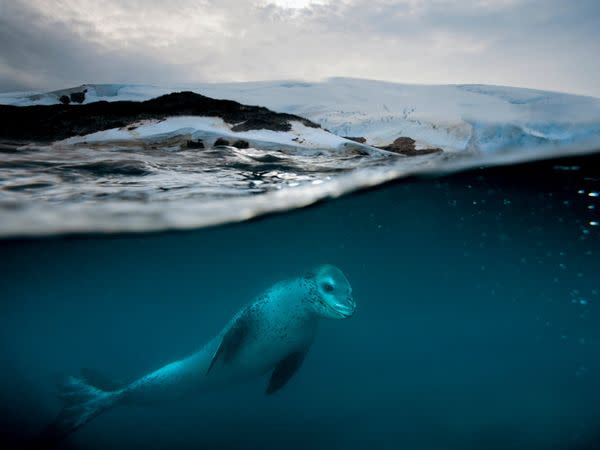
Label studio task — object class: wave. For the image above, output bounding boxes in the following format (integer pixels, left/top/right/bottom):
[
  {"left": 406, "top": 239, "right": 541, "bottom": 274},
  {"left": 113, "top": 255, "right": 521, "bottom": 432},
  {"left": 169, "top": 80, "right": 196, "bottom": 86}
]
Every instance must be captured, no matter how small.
[{"left": 60, "top": 160, "right": 156, "bottom": 177}]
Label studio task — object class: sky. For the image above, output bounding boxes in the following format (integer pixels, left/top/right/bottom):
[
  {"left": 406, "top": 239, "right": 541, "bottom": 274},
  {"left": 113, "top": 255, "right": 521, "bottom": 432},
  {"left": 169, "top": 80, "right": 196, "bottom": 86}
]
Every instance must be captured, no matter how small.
[{"left": 0, "top": 0, "right": 599, "bottom": 96}]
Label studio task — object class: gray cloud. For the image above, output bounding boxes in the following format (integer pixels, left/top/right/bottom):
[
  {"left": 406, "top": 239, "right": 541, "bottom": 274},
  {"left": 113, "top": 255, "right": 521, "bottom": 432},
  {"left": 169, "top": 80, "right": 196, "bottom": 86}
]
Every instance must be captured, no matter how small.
[{"left": 0, "top": 0, "right": 598, "bottom": 96}]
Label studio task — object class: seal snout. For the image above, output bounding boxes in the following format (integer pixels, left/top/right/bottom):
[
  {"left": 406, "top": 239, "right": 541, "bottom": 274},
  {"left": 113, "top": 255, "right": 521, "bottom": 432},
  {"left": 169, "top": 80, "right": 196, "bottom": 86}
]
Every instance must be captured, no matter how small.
[{"left": 334, "top": 295, "right": 356, "bottom": 318}]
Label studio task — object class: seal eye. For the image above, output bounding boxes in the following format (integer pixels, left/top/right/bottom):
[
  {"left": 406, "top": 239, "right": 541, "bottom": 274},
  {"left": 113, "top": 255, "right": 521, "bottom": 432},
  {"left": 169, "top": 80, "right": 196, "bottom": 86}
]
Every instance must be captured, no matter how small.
[{"left": 323, "top": 283, "right": 334, "bottom": 293}]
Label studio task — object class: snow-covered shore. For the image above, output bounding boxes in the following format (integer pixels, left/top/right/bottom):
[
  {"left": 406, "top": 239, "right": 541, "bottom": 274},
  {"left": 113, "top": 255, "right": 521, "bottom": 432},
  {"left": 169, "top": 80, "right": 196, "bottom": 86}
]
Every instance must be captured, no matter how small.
[{"left": 2, "top": 78, "right": 599, "bottom": 155}]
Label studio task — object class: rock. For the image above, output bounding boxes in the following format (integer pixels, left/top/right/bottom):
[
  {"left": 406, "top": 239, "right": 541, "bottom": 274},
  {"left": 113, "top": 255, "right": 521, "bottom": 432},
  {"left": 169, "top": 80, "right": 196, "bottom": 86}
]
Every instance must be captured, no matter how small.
[
  {"left": 214, "top": 138, "right": 230, "bottom": 146},
  {"left": 59, "top": 95, "right": 71, "bottom": 105},
  {"left": 380, "top": 137, "right": 416, "bottom": 153},
  {"left": 0, "top": 91, "right": 322, "bottom": 142},
  {"left": 70, "top": 89, "right": 87, "bottom": 104},
  {"left": 232, "top": 139, "right": 249, "bottom": 149},
  {"left": 186, "top": 139, "right": 205, "bottom": 149},
  {"left": 378, "top": 136, "right": 443, "bottom": 156},
  {"left": 342, "top": 142, "right": 370, "bottom": 155},
  {"left": 343, "top": 136, "right": 367, "bottom": 144}
]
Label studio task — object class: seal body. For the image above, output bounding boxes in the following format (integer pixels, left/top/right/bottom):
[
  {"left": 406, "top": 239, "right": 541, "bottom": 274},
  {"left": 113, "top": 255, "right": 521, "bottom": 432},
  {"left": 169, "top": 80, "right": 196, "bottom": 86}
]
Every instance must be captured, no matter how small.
[
  {"left": 122, "top": 276, "right": 321, "bottom": 403},
  {"left": 43, "top": 265, "right": 355, "bottom": 442}
]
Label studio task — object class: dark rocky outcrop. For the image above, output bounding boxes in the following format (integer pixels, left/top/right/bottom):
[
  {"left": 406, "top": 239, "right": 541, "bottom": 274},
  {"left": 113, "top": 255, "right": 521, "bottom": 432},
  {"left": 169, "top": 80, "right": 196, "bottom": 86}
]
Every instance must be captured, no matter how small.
[
  {"left": 378, "top": 137, "right": 443, "bottom": 156},
  {"left": 59, "top": 95, "right": 71, "bottom": 105},
  {"left": 343, "top": 136, "right": 367, "bottom": 144},
  {"left": 0, "top": 91, "right": 321, "bottom": 143},
  {"left": 185, "top": 139, "right": 205, "bottom": 149},
  {"left": 232, "top": 140, "right": 249, "bottom": 149},
  {"left": 231, "top": 117, "right": 293, "bottom": 132},
  {"left": 214, "top": 138, "right": 230, "bottom": 146},
  {"left": 70, "top": 90, "right": 87, "bottom": 104}
]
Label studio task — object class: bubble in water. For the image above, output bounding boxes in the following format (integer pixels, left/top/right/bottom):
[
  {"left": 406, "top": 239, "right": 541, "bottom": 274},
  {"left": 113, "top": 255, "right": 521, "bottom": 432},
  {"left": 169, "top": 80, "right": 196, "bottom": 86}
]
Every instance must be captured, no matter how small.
[
  {"left": 590, "top": 221, "right": 599, "bottom": 226},
  {"left": 589, "top": 192, "right": 599, "bottom": 197}
]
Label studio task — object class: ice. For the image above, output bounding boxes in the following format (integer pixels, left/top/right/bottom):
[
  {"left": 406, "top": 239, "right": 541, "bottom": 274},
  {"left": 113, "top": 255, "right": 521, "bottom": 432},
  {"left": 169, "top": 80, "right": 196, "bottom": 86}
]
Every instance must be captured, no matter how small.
[{"left": 3, "top": 78, "right": 599, "bottom": 157}]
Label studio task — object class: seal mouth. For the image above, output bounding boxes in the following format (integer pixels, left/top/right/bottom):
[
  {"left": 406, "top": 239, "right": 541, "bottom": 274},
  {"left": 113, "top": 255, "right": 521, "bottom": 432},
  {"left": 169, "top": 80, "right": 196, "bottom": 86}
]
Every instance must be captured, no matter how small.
[{"left": 330, "top": 297, "right": 356, "bottom": 318}]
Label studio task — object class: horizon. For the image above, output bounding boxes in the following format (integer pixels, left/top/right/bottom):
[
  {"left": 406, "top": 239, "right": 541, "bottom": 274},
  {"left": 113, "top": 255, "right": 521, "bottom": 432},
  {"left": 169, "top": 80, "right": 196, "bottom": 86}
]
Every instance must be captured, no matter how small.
[{"left": 2, "top": 76, "right": 599, "bottom": 100}]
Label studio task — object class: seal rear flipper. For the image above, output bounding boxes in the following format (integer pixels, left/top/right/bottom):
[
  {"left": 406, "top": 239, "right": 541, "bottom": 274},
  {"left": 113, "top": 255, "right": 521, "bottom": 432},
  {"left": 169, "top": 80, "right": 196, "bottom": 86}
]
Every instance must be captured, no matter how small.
[
  {"left": 266, "top": 351, "right": 306, "bottom": 395},
  {"left": 207, "top": 309, "right": 255, "bottom": 374},
  {"left": 34, "top": 375, "right": 120, "bottom": 447}
]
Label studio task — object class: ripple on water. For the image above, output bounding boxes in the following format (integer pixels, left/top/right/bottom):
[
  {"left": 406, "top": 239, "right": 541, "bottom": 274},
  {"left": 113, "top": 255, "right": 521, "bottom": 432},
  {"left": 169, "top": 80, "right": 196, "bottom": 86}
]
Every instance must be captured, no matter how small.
[
  {"left": 59, "top": 159, "right": 156, "bottom": 177},
  {"left": 3, "top": 181, "right": 55, "bottom": 191}
]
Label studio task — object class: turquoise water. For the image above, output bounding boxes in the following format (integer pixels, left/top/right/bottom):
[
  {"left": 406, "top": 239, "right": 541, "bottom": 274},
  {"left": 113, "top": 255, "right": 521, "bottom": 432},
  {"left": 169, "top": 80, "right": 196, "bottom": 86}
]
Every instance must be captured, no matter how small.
[{"left": 1, "top": 152, "right": 600, "bottom": 449}]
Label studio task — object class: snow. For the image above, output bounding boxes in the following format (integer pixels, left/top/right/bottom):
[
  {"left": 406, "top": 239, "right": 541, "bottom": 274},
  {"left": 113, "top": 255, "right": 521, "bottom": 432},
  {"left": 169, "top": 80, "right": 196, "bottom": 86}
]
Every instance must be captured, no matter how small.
[
  {"left": 60, "top": 115, "right": 379, "bottom": 155},
  {"left": 0, "top": 84, "right": 171, "bottom": 106},
  {"left": 193, "top": 78, "right": 600, "bottom": 154},
  {"left": 3, "top": 78, "right": 600, "bottom": 155}
]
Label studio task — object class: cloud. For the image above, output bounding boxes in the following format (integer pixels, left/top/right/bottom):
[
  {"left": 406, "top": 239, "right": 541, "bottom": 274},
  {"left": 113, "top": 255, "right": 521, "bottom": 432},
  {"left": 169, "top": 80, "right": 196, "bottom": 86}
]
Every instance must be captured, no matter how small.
[{"left": 0, "top": 0, "right": 598, "bottom": 96}]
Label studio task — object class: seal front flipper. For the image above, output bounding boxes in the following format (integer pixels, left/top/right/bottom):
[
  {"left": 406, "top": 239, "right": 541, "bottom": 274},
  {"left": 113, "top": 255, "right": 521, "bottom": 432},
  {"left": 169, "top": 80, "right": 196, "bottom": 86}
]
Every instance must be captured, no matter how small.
[
  {"left": 266, "top": 351, "right": 307, "bottom": 395},
  {"left": 207, "top": 309, "right": 255, "bottom": 374}
]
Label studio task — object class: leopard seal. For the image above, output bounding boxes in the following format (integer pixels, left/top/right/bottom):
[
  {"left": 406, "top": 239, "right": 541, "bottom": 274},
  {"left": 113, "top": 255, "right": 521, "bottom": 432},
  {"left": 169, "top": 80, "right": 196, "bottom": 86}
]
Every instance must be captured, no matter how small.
[{"left": 41, "top": 264, "right": 355, "bottom": 443}]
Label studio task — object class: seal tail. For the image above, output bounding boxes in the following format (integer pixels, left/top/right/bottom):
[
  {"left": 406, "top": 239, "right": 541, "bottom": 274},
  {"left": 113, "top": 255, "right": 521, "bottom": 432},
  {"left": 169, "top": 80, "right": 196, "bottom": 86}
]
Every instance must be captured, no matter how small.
[{"left": 36, "top": 375, "right": 122, "bottom": 447}]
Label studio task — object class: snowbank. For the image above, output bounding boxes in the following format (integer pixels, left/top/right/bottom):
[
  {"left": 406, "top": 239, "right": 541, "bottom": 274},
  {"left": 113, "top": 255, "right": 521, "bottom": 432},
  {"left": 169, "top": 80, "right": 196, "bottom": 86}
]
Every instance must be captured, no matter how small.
[{"left": 2, "top": 78, "right": 599, "bottom": 155}]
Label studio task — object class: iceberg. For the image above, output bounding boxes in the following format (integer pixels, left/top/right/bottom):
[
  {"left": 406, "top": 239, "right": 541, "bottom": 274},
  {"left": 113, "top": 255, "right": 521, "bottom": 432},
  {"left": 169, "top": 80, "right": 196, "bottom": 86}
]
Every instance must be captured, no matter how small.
[{"left": 2, "top": 78, "right": 599, "bottom": 157}]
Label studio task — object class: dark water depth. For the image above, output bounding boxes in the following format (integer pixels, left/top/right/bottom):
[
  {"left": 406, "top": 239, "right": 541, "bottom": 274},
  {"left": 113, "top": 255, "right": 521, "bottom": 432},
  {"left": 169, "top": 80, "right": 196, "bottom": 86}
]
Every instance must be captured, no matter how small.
[{"left": 1, "top": 152, "right": 600, "bottom": 450}]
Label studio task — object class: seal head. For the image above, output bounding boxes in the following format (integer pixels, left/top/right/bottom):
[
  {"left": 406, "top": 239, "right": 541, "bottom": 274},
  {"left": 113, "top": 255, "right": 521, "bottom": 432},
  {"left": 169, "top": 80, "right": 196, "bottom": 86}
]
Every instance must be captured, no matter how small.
[{"left": 306, "top": 264, "right": 355, "bottom": 319}]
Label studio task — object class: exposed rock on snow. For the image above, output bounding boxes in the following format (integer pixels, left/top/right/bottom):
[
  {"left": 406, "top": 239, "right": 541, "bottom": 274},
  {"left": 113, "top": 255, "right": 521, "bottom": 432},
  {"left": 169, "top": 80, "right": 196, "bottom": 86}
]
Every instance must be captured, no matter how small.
[
  {"left": 0, "top": 91, "right": 321, "bottom": 143},
  {"left": 378, "top": 137, "right": 443, "bottom": 156},
  {"left": 232, "top": 139, "right": 250, "bottom": 149},
  {"left": 214, "top": 137, "right": 230, "bottom": 146},
  {"left": 343, "top": 136, "right": 367, "bottom": 144},
  {"left": 70, "top": 89, "right": 87, "bottom": 104},
  {"left": 185, "top": 139, "right": 205, "bottom": 149}
]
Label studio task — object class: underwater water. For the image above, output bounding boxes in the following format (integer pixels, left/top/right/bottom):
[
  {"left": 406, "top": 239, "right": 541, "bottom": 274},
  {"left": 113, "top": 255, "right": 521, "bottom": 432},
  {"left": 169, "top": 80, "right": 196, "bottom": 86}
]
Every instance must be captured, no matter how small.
[{"left": 1, "top": 151, "right": 600, "bottom": 450}]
